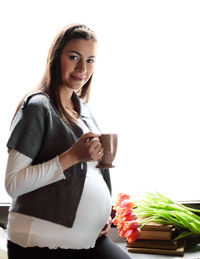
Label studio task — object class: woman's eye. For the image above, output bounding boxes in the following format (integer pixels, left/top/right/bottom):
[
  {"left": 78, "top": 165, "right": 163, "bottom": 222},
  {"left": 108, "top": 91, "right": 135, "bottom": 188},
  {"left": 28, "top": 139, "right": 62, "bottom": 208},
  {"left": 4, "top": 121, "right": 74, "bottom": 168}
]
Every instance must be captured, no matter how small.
[
  {"left": 87, "top": 58, "right": 95, "bottom": 64},
  {"left": 69, "top": 56, "right": 79, "bottom": 61}
]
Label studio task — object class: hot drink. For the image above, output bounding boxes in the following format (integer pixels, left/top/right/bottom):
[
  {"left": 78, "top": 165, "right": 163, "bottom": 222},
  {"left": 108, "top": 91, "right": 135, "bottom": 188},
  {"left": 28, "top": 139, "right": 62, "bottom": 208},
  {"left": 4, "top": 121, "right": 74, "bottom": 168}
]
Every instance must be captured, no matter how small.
[{"left": 96, "top": 134, "right": 118, "bottom": 169}]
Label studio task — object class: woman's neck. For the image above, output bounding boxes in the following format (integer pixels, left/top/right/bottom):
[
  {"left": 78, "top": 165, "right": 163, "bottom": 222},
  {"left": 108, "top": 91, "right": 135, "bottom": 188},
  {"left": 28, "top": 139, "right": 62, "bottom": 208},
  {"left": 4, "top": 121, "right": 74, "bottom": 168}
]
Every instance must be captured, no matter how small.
[
  {"left": 59, "top": 87, "right": 79, "bottom": 120},
  {"left": 60, "top": 87, "right": 74, "bottom": 109}
]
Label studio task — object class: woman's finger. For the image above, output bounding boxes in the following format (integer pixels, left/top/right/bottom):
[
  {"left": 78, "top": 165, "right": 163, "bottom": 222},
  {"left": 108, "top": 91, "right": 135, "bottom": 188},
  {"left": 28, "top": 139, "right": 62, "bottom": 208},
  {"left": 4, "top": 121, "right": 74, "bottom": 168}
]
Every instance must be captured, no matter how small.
[{"left": 83, "top": 132, "right": 100, "bottom": 143}]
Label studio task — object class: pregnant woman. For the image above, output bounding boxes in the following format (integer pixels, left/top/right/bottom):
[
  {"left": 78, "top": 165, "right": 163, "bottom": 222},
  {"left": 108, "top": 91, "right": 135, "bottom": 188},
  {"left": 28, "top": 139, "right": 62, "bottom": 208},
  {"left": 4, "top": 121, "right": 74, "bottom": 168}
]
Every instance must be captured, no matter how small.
[{"left": 5, "top": 24, "right": 131, "bottom": 259}]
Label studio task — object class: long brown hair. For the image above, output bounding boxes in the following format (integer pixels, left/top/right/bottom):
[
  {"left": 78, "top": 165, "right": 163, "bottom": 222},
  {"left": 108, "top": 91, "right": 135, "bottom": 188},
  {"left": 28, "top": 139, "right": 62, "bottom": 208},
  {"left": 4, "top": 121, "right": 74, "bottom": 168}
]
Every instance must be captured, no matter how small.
[{"left": 14, "top": 23, "right": 97, "bottom": 126}]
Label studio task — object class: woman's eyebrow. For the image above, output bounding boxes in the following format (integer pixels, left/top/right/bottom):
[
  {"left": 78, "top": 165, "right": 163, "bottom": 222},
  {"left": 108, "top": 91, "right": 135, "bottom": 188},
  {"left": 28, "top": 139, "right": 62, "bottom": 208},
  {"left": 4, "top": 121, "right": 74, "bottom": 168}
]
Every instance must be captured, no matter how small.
[
  {"left": 67, "top": 51, "right": 81, "bottom": 56},
  {"left": 67, "top": 51, "right": 95, "bottom": 58}
]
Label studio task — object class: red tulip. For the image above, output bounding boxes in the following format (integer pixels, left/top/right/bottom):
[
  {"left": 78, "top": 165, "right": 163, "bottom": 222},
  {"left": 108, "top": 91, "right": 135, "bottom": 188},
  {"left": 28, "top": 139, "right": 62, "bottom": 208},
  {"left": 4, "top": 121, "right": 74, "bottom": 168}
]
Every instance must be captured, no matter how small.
[
  {"left": 118, "top": 199, "right": 134, "bottom": 209},
  {"left": 122, "top": 213, "right": 137, "bottom": 222},
  {"left": 113, "top": 193, "right": 130, "bottom": 210},
  {"left": 123, "top": 220, "right": 139, "bottom": 231},
  {"left": 126, "top": 228, "right": 141, "bottom": 243},
  {"left": 118, "top": 227, "right": 127, "bottom": 238}
]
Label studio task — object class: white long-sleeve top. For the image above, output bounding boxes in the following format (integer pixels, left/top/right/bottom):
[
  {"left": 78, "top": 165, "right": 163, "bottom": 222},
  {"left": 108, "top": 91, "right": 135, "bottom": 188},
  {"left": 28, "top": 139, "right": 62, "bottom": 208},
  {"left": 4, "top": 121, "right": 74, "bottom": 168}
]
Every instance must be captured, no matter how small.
[{"left": 5, "top": 118, "right": 112, "bottom": 249}]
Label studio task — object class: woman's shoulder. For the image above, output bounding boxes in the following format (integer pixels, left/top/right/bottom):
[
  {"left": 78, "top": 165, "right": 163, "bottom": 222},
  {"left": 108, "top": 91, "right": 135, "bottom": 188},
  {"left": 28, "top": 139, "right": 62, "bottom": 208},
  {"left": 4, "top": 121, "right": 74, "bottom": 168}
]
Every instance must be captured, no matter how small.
[{"left": 21, "top": 91, "right": 50, "bottom": 110}]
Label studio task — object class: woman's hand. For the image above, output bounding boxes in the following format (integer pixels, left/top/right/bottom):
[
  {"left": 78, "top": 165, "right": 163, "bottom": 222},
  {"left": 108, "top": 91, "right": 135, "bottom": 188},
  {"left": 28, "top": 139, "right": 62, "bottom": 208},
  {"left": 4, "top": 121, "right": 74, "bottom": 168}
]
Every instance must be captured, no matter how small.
[
  {"left": 98, "top": 216, "right": 112, "bottom": 238},
  {"left": 59, "top": 132, "right": 103, "bottom": 170},
  {"left": 70, "top": 132, "right": 104, "bottom": 163}
]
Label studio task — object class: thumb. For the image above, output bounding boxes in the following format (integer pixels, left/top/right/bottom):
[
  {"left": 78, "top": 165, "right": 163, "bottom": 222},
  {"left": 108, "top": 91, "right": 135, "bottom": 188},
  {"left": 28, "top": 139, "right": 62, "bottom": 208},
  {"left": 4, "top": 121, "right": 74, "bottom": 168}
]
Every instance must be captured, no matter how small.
[{"left": 82, "top": 132, "right": 100, "bottom": 142}]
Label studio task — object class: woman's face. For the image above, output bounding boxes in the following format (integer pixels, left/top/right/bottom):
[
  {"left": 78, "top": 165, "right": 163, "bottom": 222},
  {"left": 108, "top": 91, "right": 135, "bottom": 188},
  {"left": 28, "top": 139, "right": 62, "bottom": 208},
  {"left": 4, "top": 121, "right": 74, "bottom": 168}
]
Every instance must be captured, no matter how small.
[{"left": 60, "top": 39, "right": 97, "bottom": 91}]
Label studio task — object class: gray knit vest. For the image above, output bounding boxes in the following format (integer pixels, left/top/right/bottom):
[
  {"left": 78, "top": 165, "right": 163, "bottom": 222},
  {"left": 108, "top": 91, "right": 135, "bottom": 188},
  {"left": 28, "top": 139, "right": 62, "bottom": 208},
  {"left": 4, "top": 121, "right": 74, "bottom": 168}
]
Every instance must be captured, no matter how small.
[{"left": 7, "top": 92, "right": 111, "bottom": 227}]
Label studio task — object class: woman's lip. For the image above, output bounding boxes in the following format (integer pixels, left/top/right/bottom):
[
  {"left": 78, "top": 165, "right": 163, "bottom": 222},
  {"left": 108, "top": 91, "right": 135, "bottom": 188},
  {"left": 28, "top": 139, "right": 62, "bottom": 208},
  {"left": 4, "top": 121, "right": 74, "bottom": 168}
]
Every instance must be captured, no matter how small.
[{"left": 71, "top": 75, "right": 84, "bottom": 81}]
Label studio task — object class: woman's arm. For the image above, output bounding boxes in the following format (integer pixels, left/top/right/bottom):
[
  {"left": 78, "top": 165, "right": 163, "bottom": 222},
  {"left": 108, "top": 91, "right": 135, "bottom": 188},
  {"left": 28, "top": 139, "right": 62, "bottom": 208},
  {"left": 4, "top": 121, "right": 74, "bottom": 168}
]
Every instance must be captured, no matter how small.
[
  {"left": 5, "top": 132, "right": 103, "bottom": 198},
  {"left": 5, "top": 149, "right": 64, "bottom": 198}
]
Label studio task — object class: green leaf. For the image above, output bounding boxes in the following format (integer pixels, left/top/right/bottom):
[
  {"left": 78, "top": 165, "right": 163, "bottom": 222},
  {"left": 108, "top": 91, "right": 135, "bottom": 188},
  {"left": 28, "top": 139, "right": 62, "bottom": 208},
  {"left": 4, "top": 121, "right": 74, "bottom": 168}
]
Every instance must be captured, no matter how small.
[
  {"left": 133, "top": 191, "right": 200, "bottom": 239},
  {"left": 173, "top": 231, "right": 192, "bottom": 240}
]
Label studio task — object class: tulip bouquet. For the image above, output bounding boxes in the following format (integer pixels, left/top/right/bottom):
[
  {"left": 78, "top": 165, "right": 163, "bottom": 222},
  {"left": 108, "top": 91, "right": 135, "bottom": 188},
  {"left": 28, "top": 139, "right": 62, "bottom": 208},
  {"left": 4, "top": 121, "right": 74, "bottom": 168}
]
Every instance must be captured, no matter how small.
[
  {"left": 112, "top": 192, "right": 200, "bottom": 243},
  {"left": 112, "top": 193, "right": 141, "bottom": 243}
]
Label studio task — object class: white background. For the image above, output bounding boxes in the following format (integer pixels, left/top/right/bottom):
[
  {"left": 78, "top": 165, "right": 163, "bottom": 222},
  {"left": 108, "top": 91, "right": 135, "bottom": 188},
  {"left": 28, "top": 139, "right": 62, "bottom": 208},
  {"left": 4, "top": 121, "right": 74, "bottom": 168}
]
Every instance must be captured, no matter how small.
[{"left": 0, "top": 0, "right": 200, "bottom": 202}]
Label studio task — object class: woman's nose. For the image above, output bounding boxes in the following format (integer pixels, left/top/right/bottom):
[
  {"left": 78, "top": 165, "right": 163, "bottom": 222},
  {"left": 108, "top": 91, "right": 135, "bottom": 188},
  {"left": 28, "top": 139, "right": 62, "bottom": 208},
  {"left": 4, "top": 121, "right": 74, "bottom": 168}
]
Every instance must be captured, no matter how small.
[{"left": 75, "top": 60, "right": 87, "bottom": 73}]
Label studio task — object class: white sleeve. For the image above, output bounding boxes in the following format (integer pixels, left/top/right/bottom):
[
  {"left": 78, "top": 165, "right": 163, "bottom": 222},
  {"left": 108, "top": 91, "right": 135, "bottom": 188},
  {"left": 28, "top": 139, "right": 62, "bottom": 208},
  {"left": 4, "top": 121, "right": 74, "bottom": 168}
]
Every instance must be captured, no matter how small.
[{"left": 5, "top": 149, "right": 65, "bottom": 198}]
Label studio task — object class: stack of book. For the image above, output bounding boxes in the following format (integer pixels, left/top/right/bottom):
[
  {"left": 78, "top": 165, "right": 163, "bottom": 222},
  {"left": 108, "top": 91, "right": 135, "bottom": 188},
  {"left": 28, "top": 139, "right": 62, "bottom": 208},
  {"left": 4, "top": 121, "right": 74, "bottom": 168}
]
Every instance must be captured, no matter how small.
[{"left": 127, "top": 222, "right": 186, "bottom": 256}]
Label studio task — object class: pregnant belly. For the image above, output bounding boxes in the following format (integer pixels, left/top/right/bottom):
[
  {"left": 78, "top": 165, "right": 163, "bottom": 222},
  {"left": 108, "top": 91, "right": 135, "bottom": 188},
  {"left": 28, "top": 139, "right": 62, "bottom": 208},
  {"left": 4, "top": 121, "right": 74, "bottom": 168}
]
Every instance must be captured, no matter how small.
[
  {"left": 70, "top": 163, "right": 112, "bottom": 246},
  {"left": 75, "top": 170, "right": 111, "bottom": 229}
]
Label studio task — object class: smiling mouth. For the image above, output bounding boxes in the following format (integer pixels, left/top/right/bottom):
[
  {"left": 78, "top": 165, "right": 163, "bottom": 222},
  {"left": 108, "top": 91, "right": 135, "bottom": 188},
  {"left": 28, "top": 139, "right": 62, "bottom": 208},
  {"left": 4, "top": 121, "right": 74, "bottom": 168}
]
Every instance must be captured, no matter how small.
[{"left": 71, "top": 75, "right": 84, "bottom": 81}]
